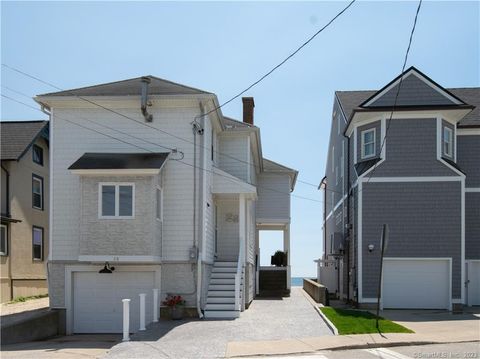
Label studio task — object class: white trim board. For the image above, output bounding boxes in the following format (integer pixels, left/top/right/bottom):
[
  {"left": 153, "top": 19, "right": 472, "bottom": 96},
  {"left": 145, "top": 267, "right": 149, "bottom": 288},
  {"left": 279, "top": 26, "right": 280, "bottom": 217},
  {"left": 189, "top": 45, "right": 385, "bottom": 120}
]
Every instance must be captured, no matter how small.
[
  {"left": 362, "top": 176, "right": 463, "bottom": 183},
  {"left": 78, "top": 255, "right": 162, "bottom": 263},
  {"left": 465, "top": 188, "right": 480, "bottom": 192},
  {"left": 457, "top": 128, "right": 480, "bottom": 136}
]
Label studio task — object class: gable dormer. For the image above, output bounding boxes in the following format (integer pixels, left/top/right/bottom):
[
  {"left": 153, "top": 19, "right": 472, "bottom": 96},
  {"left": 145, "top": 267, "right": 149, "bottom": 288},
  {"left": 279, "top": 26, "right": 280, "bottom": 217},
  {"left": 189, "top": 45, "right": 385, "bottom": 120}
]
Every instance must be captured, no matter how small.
[{"left": 361, "top": 67, "right": 466, "bottom": 108}]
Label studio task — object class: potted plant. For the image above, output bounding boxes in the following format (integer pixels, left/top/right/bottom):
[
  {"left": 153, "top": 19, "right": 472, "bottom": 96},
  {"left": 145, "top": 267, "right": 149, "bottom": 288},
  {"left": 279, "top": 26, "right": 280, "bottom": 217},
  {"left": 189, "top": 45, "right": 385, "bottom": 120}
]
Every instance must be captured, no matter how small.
[
  {"left": 163, "top": 294, "right": 186, "bottom": 320},
  {"left": 271, "top": 250, "right": 287, "bottom": 267}
]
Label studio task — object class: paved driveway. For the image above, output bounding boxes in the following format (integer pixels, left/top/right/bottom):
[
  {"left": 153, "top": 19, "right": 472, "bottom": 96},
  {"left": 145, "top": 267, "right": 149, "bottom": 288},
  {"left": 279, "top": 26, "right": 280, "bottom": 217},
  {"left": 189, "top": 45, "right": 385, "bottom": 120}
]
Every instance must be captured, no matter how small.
[{"left": 104, "top": 287, "right": 332, "bottom": 359}]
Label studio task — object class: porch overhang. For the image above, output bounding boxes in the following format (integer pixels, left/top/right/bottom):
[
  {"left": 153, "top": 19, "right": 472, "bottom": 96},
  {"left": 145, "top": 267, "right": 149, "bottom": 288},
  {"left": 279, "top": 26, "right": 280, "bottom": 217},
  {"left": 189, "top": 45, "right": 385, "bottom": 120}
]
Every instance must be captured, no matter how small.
[{"left": 212, "top": 167, "right": 257, "bottom": 199}]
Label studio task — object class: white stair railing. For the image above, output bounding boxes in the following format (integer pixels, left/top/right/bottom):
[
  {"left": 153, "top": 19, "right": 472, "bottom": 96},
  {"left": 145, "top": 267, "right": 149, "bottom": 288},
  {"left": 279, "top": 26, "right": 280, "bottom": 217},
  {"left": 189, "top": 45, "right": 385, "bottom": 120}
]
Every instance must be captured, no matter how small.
[{"left": 234, "top": 238, "right": 245, "bottom": 311}]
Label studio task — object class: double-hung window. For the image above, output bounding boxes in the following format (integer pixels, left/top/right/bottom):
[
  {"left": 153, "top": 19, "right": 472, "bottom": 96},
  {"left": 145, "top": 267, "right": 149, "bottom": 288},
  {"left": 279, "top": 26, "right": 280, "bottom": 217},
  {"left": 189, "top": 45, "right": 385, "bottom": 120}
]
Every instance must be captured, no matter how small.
[
  {"left": 32, "top": 175, "right": 44, "bottom": 210},
  {"left": 99, "top": 183, "right": 135, "bottom": 219},
  {"left": 443, "top": 127, "right": 453, "bottom": 158},
  {"left": 361, "top": 128, "right": 376, "bottom": 159},
  {"left": 0, "top": 224, "right": 7, "bottom": 256},
  {"left": 32, "top": 145, "right": 43, "bottom": 166},
  {"left": 32, "top": 226, "right": 43, "bottom": 261}
]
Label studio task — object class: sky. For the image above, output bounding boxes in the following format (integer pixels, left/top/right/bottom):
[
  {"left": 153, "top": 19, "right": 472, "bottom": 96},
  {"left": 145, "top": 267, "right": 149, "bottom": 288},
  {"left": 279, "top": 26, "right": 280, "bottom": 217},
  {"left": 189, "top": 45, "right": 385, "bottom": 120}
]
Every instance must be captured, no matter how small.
[{"left": 1, "top": 1, "right": 479, "bottom": 277}]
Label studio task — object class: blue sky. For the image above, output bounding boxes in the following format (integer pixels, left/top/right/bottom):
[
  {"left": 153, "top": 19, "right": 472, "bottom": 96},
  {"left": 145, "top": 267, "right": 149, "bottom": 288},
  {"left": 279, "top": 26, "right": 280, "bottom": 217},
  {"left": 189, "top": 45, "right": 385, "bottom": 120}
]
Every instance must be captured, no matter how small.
[{"left": 1, "top": 1, "right": 478, "bottom": 276}]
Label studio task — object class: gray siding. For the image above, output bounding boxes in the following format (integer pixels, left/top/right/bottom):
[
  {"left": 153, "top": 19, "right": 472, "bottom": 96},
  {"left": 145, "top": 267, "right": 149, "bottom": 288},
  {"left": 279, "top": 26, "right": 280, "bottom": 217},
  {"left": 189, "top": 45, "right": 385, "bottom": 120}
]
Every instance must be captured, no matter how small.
[
  {"left": 325, "top": 97, "right": 348, "bottom": 215},
  {"left": 457, "top": 135, "right": 480, "bottom": 187},
  {"left": 356, "top": 121, "right": 381, "bottom": 162},
  {"left": 369, "top": 74, "right": 455, "bottom": 107},
  {"left": 79, "top": 176, "right": 159, "bottom": 257},
  {"left": 374, "top": 118, "right": 458, "bottom": 177},
  {"left": 466, "top": 193, "right": 480, "bottom": 260},
  {"left": 362, "top": 181, "right": 462, "bottom": 299}
]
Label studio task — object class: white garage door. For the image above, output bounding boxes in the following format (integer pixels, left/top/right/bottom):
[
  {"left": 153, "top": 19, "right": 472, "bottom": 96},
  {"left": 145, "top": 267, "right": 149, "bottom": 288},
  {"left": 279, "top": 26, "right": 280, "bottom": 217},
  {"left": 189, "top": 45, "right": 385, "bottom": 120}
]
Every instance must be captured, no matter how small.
[
  {"left": 383, "top": 259, "right": 450, "bottom": 309},
  {"left": 467, "top": 261, "right": 480, "bottom": 306},
  {"left": 73, "top": 271, "right": 155, "bottom": 333}
]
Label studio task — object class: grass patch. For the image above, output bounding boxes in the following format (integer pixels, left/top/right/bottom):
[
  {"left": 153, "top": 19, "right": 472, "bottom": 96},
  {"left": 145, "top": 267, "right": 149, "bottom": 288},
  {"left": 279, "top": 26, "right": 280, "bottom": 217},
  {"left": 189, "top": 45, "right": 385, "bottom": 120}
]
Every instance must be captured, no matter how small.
[
  {"left": 8, "top": 294, "right": 48, "bottom": 304},
  {"left": 320, "top": 307, "right": 413, "bottom": 335}
]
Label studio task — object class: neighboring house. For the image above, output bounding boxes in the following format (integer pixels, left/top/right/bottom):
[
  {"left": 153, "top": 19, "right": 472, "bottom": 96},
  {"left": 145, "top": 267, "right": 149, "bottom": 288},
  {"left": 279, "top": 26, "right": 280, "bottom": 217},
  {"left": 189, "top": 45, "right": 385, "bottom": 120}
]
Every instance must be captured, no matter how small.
[
  {"left": 35, "top": 77, "right": 297, "bottom": 334},
  {"left": 316, "top": 67, "right": 479, "bottom": 311},
  {"left": 1, "top": 120, "right": 49, "bottom": 302}
]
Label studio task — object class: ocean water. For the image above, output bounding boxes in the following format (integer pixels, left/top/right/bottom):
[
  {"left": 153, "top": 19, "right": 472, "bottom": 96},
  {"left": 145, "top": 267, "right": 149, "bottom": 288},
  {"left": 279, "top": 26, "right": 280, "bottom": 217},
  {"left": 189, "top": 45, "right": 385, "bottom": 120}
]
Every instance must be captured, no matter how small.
[{"left": 291, "top": 277, "right": 304, "bottom": 287}]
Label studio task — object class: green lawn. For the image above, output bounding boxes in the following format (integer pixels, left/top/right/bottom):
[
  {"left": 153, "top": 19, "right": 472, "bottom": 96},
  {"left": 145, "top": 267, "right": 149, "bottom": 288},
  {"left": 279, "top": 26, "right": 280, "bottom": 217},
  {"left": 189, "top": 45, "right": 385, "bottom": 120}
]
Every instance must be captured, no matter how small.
[{"left": 320, "top": 307, "right": 414, "bottom": 335}]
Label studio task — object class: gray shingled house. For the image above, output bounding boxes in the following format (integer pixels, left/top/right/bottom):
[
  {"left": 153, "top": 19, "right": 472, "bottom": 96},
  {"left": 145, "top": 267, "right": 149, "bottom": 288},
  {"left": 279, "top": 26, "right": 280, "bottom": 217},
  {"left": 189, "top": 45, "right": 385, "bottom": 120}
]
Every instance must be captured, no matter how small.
[{"left": 317, "top": 67, "right": 479, "bottom": 311}]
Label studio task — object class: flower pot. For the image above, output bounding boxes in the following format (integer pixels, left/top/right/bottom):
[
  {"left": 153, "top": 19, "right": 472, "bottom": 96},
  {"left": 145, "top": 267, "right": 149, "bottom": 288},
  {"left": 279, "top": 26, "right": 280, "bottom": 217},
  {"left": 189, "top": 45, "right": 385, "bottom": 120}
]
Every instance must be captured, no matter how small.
[{"left": 171, "top": 305, "right": 184, "bottom": 320}]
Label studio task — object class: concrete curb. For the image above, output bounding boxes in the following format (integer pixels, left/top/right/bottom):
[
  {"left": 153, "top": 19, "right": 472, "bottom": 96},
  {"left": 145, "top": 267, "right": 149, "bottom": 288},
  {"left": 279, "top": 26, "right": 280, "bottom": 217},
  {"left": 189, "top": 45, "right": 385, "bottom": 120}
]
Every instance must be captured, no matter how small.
[{"left": 300, "top": 288, "right": 338, "bottom": 335}]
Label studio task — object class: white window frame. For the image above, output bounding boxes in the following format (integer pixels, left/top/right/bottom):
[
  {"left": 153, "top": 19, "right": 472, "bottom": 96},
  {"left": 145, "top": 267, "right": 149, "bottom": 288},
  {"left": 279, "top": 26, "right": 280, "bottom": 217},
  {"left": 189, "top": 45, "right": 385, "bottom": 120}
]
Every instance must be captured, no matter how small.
[
  {"left": 361, "top": 128, "right": 376, "bottom": 159},
  {"left": 98, "top": 183, "right": 135, "bottom": 219},
  {"left": 0, "top": 224, "right": 7, "bottom": 256},
  {"left": 443, "top": 126, "right": 453, "bottom": 158},
  {"left": 155, "top": 186, "right": 163, "bottom": 222},
  {"left": 32, "top": 175, "right": 43, "bottom": 210}
]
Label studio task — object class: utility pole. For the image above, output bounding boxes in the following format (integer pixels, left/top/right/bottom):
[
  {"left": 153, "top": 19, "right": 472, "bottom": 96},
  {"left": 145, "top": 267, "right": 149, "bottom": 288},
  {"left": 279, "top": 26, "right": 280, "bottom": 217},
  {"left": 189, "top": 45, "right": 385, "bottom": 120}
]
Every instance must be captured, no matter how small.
[{"left": 376, "top": 224, "right": 389, "bottom": 330}]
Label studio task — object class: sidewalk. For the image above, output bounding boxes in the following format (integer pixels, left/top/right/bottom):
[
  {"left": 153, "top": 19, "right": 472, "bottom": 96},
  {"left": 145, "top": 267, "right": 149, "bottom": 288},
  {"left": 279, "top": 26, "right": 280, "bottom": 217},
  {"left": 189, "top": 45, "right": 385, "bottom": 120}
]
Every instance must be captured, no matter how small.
[{"left": 226, "top": 299, "right": 480, "bottom": 357}]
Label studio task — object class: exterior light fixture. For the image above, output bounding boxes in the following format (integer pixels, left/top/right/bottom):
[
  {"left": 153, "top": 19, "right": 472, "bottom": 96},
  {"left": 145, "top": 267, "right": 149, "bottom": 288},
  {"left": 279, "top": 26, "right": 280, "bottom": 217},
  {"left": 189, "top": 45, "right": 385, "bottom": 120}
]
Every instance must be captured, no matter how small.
[
  {"left": 368, "top": 244, "right": 375, "bottom": 253},
  {"left": 99, "top": 262, "right": 115, "bottom": 273}
]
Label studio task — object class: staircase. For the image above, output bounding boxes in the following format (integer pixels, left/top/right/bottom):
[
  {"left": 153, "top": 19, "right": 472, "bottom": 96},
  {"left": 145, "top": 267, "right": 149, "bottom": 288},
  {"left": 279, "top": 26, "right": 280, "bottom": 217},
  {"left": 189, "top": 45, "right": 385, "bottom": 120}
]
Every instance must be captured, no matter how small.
[{"left": 204, "top": 261, "right": 242, "bottom": 319}]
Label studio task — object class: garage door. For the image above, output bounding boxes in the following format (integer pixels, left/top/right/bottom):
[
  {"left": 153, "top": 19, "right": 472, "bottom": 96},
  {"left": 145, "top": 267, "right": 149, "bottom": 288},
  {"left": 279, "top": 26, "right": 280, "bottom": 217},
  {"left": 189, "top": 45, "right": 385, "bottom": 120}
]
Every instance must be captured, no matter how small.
[
  {"left": 467, "top": 261, "right": 480, "bottom": 306},
  {"left": 73, "top": 271, "right": 155, "bottom": 333},
  {"left": 383, "top": 259, "right": 450, "bottom": 309}
]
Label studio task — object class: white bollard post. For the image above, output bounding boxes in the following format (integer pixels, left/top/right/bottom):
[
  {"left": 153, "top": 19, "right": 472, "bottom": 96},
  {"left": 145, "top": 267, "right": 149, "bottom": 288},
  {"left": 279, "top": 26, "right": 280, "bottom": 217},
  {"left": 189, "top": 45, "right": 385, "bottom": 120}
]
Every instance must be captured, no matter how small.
[
  {"left": 122, "top": 299, "right": 130, "bottom": 342},
  {"left": 139, "top": 293, "right": 146, "bottom": 331},
  {"left": 153, "top": 288, "right": 159, "bottom": 322}
]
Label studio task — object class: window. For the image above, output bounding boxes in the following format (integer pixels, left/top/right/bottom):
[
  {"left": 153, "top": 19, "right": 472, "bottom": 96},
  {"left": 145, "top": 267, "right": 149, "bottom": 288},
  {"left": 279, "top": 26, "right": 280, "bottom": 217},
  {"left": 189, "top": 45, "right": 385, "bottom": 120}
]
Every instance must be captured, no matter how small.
[
  {"left": 211, "top": 130, "right": 214, "bottom": 162},
  {"left": 99, "top": 183, "right": 135, "bottom": 219},
  {"left": 361, "top": 128, "right": 376, "bottom": 159},
  {"left": 0, "top": 224, "right": 7, "bottom": 256},
  {"left": 341, "top": 141, "right": 345, "bottom": 179},
  {"left": 32, "top": 226, "right": 43, "bottom": 261},
  {"left": 156, "top": 187, "right": 163, "bottom": 220},
  {"left": 32, "top": 145, "right": 43, "bottom": 166},
  {"left": 331, "top": 146, "right": 335, "bottom": 172},
  {"left": 335, "top": 166, "right": 339, "bottom": 185},
  {"left": 443, "top": 127, "right": 453, "bottom": 158},
  {"left": 32, "top": 175, "right": 44, "bottom": 210},
  {"left": 337, "top": 115, "right": 341, "bottom": 135}
]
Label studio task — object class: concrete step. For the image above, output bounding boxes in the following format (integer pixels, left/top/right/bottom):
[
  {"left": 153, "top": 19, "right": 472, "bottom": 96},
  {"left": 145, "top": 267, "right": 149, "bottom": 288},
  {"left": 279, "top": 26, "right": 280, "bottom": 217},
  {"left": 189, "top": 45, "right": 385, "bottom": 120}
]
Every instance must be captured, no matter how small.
[
  {"left": 211, "top": 267, "right": 237, "bottom": 273},
  {"left": 206, "top": 297, "right": 235, "bottom": 304},
  {"left": 208, "top": 284, "right": 235, "bottom": 291},
  {"left": 214, "top": 262, "right": 237, "bottom": 267},
  {"left": 210, "top": 278, "right": 235, "bottom": 285},
  {"left": 204, "top": 310, "right": 240, "bottom": 319},
  {"left": 205, "top": 303, "right": 236, "bottom": 311}
]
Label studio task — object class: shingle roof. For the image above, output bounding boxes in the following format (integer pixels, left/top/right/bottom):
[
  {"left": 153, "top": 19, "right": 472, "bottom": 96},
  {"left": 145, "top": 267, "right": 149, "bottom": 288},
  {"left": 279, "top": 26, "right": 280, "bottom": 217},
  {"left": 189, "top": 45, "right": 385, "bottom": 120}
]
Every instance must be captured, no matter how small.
[
  {"left": 37, "top": 76, "right": 212, "bottom": 97},
  {"left": 0, "top": 121, "right": 49, "bottom": 161},
  {"left": 335, "top": 87, "right": 479, "bottom": 128},
  {"left": 222, "top": 116, "right": 257, "bottom": 129},
  {"left": 68, "top": 152, "right": 170, "bottom": 170}
]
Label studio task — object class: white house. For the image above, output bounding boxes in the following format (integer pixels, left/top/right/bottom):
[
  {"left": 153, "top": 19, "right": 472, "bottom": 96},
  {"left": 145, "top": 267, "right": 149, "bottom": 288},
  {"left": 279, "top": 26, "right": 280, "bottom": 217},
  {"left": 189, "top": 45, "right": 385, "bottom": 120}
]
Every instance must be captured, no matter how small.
[{"left": 35, "top": 76, "right": 297, "bottom": 334}]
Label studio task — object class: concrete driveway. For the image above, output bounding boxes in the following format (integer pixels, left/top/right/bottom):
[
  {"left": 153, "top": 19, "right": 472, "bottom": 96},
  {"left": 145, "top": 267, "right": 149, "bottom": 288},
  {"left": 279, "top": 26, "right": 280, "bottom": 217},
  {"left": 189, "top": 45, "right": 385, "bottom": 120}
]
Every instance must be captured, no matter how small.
[{"left": 104, "top": 288, "right": 332, "bottom": 359}]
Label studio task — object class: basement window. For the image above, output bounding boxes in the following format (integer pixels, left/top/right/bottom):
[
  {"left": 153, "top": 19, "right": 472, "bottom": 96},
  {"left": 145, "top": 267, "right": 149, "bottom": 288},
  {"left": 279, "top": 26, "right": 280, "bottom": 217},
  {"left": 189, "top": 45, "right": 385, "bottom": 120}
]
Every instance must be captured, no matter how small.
[{"left": 99, "top": 183, "right": 135, "bottom": 219}]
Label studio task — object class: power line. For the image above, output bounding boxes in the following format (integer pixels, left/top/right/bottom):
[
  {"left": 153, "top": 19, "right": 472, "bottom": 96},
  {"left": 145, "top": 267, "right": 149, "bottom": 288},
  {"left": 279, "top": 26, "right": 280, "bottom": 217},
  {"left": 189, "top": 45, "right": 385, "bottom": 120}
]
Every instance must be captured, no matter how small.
[
  {"left": 363, "top": 0, "right": 423, "bottom": 185},
  {"left": 2, "top": 64, "right": 324, "bottom": 191},
  {"left": 2, "top": 93, "right": 324, "bottom": 204},
  {"left": 200, "top": 0, "right": 357, "bottom": 118}
]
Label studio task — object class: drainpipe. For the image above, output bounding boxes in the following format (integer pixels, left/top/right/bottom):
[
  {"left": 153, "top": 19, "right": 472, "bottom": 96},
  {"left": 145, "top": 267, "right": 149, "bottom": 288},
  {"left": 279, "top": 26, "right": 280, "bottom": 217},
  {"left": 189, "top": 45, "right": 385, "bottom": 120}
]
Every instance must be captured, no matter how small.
[{"left": 140, "top": 77, "right": 153, "bottom": 122}]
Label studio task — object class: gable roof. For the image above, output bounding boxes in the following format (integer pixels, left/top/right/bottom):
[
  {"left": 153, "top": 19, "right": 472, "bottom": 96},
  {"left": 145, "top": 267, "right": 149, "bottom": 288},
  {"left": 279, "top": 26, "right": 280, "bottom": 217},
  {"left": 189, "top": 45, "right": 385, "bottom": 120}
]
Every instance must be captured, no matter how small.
[
  {"left": 37, "top": 75, "right": 212, "bottom": 97},
  {"left": 222, "top": 116, "right": 257, "bottom": 129},
  {"left": 335, "top": 69, "right": 479, "bottom": 128},
  {"left": 360, "top": 67, "right": 467, "bottom": 108},
  {"left": 1, "top": 121, "right": 49, "bottom": 161},
  {"left": 263, "top": 158, "right": 298, "bottom": 191}
]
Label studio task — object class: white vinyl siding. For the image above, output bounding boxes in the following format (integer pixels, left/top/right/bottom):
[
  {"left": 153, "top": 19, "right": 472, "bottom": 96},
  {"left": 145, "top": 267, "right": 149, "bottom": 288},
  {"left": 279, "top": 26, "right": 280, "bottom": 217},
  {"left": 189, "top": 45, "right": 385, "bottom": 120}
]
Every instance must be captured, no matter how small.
[
  {"left": 256, "top": 173, "right": 291, "bottom": 222},
  {"left": 98, "top": 183, "right": 135, "bottom": 219},
  {"left": 361, "top": 128, "right": 376, "bottom": 159},
  {"left": 218, "top": 135, "right": 249, "bottom": 182}
]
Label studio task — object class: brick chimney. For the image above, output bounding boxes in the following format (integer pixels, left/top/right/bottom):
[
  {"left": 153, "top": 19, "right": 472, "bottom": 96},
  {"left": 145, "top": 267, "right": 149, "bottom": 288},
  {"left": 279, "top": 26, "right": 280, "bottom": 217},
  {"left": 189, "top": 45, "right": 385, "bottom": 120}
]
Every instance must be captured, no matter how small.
[{"left": 242, "top": 97, "right": 255, "bottom": 126}]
